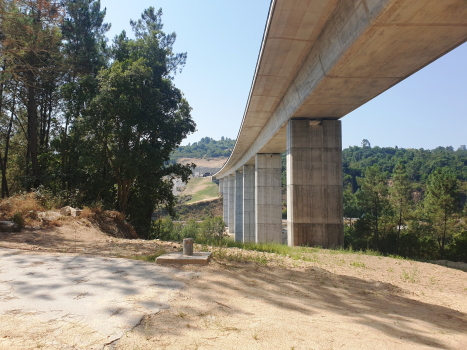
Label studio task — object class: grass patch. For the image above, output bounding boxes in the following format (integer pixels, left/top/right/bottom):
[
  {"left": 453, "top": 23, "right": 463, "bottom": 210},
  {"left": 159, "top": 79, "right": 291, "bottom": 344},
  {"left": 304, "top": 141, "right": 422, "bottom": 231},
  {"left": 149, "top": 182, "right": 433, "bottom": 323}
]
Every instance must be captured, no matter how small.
[
  {"left": 132, "top": 248, "right": 166, "bottom": 262},
  {"left": 184, "top": 178, "right": 219, "bottom": 204}
]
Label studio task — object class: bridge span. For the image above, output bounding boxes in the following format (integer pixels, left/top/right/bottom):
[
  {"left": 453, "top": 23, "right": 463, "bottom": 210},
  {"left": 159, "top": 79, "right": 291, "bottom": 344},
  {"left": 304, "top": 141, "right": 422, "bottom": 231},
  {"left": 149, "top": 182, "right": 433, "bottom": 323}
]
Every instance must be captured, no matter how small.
[{"left": 213, "top": 0, "right": 467, "bottom": 247}]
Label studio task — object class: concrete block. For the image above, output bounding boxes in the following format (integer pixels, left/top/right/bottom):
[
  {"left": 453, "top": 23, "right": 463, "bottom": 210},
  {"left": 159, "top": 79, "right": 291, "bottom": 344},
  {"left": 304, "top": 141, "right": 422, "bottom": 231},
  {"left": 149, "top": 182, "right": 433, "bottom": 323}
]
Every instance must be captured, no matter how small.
[{"left": 156, "top": 252, "right": 212, "bottom": 265}]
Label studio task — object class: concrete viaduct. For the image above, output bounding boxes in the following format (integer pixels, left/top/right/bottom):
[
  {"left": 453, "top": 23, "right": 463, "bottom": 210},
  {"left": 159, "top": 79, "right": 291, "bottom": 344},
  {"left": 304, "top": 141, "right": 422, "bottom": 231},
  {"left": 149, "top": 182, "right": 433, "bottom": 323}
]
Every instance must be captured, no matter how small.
[{"left": 213, "top": 0, "right": 467, "bottom": 247}]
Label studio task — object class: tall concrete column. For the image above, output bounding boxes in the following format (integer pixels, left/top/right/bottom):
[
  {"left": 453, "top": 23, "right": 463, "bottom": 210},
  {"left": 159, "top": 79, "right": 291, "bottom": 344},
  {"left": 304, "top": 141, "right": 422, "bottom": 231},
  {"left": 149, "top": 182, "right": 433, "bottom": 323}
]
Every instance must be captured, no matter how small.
[
  {"left": 228, "top": 174, "right": 235, "bottom": 234},
  {"left": 219, "top": 178, "right": 223, "bottom": 196},
  {"left": 235, "top": 170, "right": 243, "bottom": 242},
  {"left": 286, "top": 119, "right": 343, "bottom": 247},
  {"left": 255, "top": 154, "right": 282, "bottom": 243},
  {"left": 222, "top": 177, "right": 229, "bottom": 226},
  {"left": 243, "top": 165, "right": 255, "bottom": 242}
]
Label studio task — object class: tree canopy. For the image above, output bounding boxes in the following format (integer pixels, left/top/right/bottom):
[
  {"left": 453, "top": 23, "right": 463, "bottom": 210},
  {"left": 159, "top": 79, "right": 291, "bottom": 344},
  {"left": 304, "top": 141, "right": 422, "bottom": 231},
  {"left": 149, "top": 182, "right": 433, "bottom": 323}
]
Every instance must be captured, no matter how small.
[{"left": 0, "top": 2, "right": 196, "bottom": 237}]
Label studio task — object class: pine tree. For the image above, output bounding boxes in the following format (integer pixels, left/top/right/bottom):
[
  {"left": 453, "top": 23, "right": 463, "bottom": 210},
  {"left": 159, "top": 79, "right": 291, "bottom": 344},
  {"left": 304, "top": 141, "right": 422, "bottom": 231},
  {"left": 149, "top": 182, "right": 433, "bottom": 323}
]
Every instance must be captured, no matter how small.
[
  {"left": 425, "top": 168, "right": 460, "bottom": 257},
  {"left": 357, "top": 164, "right": 389, "bottom": 250},
  {"left": 390, "top": 162, "right": 413, "bottom": 255}
]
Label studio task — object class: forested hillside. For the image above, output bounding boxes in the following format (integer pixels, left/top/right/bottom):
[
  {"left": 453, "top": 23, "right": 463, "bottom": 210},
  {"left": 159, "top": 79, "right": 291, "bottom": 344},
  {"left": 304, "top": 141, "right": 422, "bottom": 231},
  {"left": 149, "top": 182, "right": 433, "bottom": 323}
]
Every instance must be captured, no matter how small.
[
  {"left": 170, "top": 137, "right": 235, "bottom": 160},
  {"left": 280, "top": 141, "right": 467, "bottom": 262}
]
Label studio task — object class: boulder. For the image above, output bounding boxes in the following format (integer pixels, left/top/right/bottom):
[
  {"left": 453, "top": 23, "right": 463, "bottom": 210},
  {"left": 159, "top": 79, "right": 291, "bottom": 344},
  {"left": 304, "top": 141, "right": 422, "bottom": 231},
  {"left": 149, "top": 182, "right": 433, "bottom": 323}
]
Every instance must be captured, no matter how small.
[
  {"left": 38, "top": 211, "right": 62, "bottom": 221},
  {"left": 59, "top": 206, "right": 82, "bottom": 217},
  {"left": 0, "top": 221, "right": 21, "bottom": 233}
]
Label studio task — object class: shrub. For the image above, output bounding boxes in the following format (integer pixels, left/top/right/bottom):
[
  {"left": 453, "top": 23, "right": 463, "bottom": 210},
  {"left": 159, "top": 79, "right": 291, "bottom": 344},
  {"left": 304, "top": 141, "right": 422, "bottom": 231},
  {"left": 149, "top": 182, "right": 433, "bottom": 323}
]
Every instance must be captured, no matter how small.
[
  {"left": 10, "top": 212, "right": 24, "bottom": 228},
  {"left": 446, "top": 231, "right": 467, "bottom": 263}
]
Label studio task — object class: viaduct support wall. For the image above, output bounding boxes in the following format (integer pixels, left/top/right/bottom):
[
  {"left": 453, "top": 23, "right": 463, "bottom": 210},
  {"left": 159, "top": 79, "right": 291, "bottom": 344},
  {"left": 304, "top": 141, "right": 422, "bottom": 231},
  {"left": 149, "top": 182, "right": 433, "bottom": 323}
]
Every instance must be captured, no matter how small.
[
  {"left": 228, "top": 174, "right": 236, "bottom": 234},
  {"left": 286, "top": 119, "right": 343, "bottom": 247},
  {"left": 235, "top": 170, "right": 243, "bottom": 242},
  {"left": 243, "top": 165, "right": 255, "bottom": 242},
  {"left": 222, "top": 177, "right": 229, "bottom": 226},
  {"left": 255, "top": 154, "right": 282, "bottom": 243}
]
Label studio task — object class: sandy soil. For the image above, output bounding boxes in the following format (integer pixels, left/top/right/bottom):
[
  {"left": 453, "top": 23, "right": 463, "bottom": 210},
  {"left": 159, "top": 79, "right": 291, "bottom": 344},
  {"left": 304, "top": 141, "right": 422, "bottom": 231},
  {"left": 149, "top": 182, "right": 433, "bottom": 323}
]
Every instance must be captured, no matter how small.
[{"left": 1, "top": 224, "right": 467, "bottom": 350}]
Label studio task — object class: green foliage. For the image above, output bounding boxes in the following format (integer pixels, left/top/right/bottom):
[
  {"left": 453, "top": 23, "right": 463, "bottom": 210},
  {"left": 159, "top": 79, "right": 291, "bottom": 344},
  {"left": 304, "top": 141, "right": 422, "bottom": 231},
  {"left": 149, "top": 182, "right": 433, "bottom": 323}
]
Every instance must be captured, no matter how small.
[
  {"left": 424, "top": 168, "right": 460, "bottom": 256},
  {"left": 356, "top": 164, "right": 390, "bottom": 250},
  {"left": 170, "top": 137, "right": 235, "bottom": 160},
  {"left": 9, "top": 211, "right": 24, "bottom": 228},
  {"left": 150, "top": 216, "right": 225, "bottom": 243}
]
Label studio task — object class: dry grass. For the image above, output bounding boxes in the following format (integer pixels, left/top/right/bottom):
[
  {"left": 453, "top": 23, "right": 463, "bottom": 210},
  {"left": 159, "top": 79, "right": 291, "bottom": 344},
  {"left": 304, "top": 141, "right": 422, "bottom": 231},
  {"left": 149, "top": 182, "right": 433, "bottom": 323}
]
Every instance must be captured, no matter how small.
[
  {"left": 0, "top": 193, "right": 45, "bottom": 226},
  {"left": 0, "top": 193, "right": 138, "bottom": 239}
]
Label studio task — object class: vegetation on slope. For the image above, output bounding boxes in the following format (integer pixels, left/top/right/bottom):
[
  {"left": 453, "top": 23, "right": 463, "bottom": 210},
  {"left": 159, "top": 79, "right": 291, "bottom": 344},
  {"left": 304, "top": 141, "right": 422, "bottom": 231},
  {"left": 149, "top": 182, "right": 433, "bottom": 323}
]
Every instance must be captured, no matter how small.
[{"left": 170, "top": 137, "right": 235, "bottom": 161}]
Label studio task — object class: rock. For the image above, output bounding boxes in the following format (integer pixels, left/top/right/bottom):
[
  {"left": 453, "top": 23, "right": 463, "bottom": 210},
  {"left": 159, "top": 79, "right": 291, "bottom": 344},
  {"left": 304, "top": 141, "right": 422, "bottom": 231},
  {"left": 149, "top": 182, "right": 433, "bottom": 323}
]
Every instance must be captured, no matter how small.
[
  {"left": 433, "top": 260, "right": 467, "bottom": 272},
  {"left": 0, "top": 221, "right": 21, "bottom": 232},
  {"left": 59, "top": 206, "right": 82, "bottom": 217},
  {"left": 38, "top": 211, "right": 62, "bottom": 221}
]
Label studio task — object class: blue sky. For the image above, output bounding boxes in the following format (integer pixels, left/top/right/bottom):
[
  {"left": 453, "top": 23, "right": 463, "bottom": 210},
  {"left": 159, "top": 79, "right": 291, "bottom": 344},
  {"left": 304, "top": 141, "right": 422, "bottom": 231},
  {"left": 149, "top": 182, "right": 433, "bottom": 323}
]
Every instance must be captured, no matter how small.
[{"left": 101, "top": 0, "right": 467, "bottom": 150}]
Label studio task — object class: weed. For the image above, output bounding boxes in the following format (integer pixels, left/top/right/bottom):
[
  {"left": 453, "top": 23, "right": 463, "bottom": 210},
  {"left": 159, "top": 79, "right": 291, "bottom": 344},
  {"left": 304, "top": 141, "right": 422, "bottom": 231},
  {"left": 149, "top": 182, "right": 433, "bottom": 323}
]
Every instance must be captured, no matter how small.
[
  {"left": 10, "top": 211, "right": 24, "bottom": 228},
  {"left": 351, "top": 261, "right": 366, "bottom": 268},
  {"left": 388, "top": 267, "right": 394, "bottom": 273},
  {"left": 401, "top": 267, "right": 419, "bottom": 283},
  {"left": 132, "top": 247, "right": 166, "bottom": 262},
  {"left": 177, "top": 311, "right": 187, "bottom": 319}
]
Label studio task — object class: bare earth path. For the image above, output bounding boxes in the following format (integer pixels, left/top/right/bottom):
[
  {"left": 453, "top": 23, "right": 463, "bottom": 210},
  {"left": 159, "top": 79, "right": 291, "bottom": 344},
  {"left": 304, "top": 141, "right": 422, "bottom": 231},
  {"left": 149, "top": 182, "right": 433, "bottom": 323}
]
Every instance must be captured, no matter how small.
[{"left": 1, "top": 226, "right": 467, "bottom": 349}]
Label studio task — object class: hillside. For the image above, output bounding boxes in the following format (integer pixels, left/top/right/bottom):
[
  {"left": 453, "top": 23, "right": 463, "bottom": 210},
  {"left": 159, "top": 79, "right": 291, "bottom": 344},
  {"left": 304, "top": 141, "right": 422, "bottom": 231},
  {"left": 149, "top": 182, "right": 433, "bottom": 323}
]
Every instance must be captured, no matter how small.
[
  {"left": 170, "top": 137, "right": 235, "bottom": 161},
  {"left": 179, "top": 177, "right": 220, "bottom": 204}
]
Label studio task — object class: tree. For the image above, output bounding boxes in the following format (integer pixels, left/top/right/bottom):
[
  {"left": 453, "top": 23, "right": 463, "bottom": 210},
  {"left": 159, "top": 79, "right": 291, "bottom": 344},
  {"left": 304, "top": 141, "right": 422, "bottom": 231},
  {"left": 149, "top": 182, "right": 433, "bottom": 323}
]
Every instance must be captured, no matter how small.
[
  {"left": 357, "top": 164, "right": 389, "bottom": 250},
  {"left": 84, "top": 7, "right": 196, "bottom": 236},
  {"left": 361, "top": 139, "right": 371, "bottom": 148},
  {"left": 424, "top": 168, "right": 460, "bottom": 257},
  {"left": 389, "top": 162, "right": 413, "bottom": 255}
]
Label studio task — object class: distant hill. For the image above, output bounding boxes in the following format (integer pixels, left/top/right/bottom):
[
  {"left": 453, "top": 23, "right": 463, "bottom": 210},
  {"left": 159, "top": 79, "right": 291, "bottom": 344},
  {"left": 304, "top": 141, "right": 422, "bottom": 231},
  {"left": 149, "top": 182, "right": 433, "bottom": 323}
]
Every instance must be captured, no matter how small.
[{"left": 171, "top": 137, "right": 235, "bottom": 161}]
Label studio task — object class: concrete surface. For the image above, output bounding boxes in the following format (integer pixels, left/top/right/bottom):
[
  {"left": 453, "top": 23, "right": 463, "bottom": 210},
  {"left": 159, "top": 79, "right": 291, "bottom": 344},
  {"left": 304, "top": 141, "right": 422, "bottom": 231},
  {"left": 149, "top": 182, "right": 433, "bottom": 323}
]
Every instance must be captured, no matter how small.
[
  {"left": 0, "top": 248, "right": 193, "bottom": 348},
  {"left": 228, "top": 174, "right": 236, "bottom": 234},
  {"left": 214, "top": 0, "right": 467, "bottom": 178},
  {"left": 255, "top": 154, "right": 282, "bottom": 243},
  {"left": 156, "top": 252, "right": 212, "bottom": 265},
  {"left": 222, "top": 177, "right": 229, "bottom": 226},
  {"left": 235, "top": 170, "right": 244, "bottom": 242},
  {"left": 287, "top": 119, "right": 343, "bottom": 247},
  {"left": 243, "top": 164, "right": 256, "bottom": 243}
]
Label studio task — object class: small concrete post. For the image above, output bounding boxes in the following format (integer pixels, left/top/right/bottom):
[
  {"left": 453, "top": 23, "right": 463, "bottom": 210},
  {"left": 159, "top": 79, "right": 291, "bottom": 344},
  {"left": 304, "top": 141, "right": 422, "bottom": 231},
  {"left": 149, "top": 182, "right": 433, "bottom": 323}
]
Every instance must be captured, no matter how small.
[{"left": 183, "top": 238, "right": 193, "bottom": 256}]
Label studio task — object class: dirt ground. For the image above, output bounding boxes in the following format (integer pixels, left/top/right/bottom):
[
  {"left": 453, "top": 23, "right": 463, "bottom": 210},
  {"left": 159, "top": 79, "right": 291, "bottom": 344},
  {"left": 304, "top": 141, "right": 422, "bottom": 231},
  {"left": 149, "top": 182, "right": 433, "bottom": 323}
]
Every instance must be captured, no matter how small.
[{"left": 1, "top": 223, "right": 467, "bottom": 350}]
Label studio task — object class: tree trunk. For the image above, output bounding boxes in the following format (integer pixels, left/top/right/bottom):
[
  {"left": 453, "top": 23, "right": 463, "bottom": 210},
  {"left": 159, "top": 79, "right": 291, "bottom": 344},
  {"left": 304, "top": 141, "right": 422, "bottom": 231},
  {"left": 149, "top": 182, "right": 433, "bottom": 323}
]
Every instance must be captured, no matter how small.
[
  {"left": 374, "top": 196, "right": 379, "bottom": 251},
  {"left": 27, "top": 73, "right": 40, "bottom": 185},
  {"left": 397, "top": 202, "right": 402, "bottom": 256},
  {"left": 442, "top": 210, "right": 447, "bottom": 257}
]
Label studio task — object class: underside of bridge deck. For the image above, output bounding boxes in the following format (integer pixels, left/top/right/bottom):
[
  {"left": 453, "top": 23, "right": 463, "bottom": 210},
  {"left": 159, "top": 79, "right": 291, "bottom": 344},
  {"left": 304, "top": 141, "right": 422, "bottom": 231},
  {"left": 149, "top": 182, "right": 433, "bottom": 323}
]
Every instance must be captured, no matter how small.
[{"left": 215, "top": 0, "right": 467, "bottom": 247}]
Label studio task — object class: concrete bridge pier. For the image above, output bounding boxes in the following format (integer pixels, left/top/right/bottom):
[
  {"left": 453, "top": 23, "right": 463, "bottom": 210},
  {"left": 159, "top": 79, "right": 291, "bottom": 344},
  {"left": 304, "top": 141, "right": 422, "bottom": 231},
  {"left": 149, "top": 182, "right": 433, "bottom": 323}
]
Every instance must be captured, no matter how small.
[
  {"left": 222, "top": 177, "right": 229, "bottom": 226},
  {"left": 286, "top": 119, "right": 343, "bottom": 248},
  {"left": 255, "top": 153, "right": 282, "bottom": 243},
  {"left": 228, "top": 174, "right": 235, "bottom": 234},
  {"left": 243, "top": 165, "right": 255, "bottom": 242},
  {"left": 235, "top": 170, "right": 243, "bottom": 242}
]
